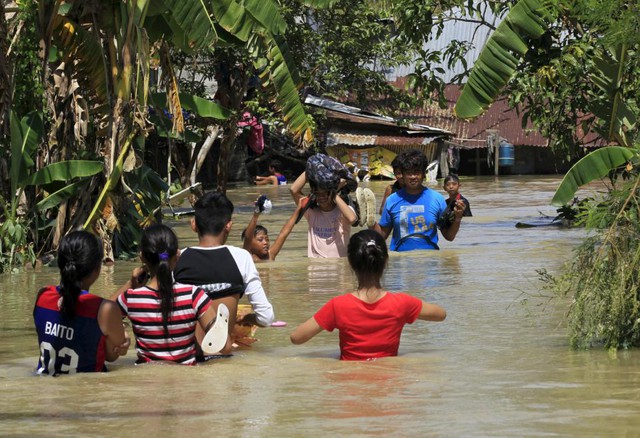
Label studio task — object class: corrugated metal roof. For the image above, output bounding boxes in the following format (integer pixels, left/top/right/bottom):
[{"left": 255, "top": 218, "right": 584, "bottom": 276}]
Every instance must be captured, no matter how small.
[
  {"left": 392, "top": 83, "right": 549, "bottom": 148},
  {"left": 305, "top": 94, "right": 453, "bottom": 136},
  {"left": 327, "top": 132, "right": 441, "bottom": 147}
]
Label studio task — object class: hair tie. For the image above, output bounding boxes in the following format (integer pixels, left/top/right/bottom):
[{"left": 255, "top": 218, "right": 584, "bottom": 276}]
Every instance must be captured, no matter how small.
[
  {"left": 366, "top": 240, "right": 376, "bottom": 247},
  {"left": 159, "top": 251, "right": 170, "bottom": 261}
]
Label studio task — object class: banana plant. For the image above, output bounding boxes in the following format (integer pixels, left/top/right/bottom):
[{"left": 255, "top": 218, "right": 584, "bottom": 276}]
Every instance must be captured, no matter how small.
[
  {"left": 454, "top": 0, "right": 556, "bottom": 119},
  {"left": 454, "top": 0, "right": 638, "bottom": 205}
]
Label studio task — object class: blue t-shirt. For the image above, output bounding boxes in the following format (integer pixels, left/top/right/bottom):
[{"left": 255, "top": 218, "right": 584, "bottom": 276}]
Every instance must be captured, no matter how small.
[{"left": 379, "top": 187, "right": 446, "bottom": 251}]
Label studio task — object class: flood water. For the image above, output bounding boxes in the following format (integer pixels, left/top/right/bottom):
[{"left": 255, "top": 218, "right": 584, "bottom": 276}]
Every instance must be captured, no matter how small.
[{"left": 2, "top": 175, "right": 640, "bottom": 436}]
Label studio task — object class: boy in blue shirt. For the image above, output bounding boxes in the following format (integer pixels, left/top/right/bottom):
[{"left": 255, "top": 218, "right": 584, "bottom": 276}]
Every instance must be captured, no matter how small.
[{"left": 374, "top": 149, "right": 465, "bottom": 251}]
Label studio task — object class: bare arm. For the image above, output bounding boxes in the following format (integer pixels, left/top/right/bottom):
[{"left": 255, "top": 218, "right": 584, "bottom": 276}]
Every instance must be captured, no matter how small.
[
  {"left": 373, "top": 222, "right": 392, "bottom": 240},
  {"left": 289, "top": 172, "right": 307, "bottom": 205},
  {"left": 440, "top": 198, "right": 465, "bottom": 241},
  {"left": 243, "top": 212, "right": 260, "bottom": 251},
  {"left": 417, "top": 301, "right": 447, "bottom": 321},
  {"left": 379, "top": 184, "right": 393, "bottom": 215},
  {"left": 269, "top": 203, "right": 302, "bottom": 260},
  {"left": 290, "top": 317, "right": 324, "bottom": 344},
  {"left": 255, "top": 175, "right": 277, "bottom": 186},
  {"left": 98, "top": 300, "right": 129, "bottom": 362},
  {"left": 334, "top": 193, "right": 358, "bottom": 224}
]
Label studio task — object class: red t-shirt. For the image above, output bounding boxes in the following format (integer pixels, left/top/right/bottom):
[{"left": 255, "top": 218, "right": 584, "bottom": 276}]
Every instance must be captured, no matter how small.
[{"left": 313, "top": 292, "right": 423, "bottom": 360}]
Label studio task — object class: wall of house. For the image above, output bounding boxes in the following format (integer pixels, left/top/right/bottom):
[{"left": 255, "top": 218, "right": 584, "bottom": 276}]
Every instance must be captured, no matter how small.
[{"left": 456, "top": 146, "right": 575, "bottom": 176}]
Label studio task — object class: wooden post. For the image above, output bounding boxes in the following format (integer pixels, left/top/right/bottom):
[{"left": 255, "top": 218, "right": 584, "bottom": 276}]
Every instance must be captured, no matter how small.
[{"left": 487, "top": 129, "right": 499, "bottom": 176}]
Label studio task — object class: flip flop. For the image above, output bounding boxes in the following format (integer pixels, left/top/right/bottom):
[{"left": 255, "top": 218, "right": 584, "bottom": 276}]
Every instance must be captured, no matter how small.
[
  {"left": 363, "top": 188, "right": 377, "bottom": 228},
  {"left": 355, "top": 187, "right": 367, "bottom": 226},
  {"left": 201, "top": 303, "right": 229, "bottom": 354}
]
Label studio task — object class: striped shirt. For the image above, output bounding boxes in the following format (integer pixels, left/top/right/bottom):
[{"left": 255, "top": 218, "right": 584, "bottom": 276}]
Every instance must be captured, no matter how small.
[{"left": 117, "top": 283, "right": 210, "bottom": 365}]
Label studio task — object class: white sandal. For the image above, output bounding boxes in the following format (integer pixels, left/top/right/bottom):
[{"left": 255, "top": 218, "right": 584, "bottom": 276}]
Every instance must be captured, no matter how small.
[
  {"left": 363, "top": 188, "right": 377, "bottom": 228},
  {"left": 201, "top": 303, "right": 229, "bottom": 354}
]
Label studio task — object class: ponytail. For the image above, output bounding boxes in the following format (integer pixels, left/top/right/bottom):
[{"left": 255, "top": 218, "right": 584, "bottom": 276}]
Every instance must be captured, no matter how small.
[
  {"left": 57, "top": 231, "right": 103, "bottom": 319},
  {"left": 140, "top": 225, "right": 179, "bottom": 335},
  {"left": 347, "top": 230, "right": 388, "bottom": 288}
]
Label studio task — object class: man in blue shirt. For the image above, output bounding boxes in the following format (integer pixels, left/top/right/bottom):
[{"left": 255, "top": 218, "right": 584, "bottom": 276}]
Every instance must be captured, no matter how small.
[{"left": 375, "top": 149, "right": 465, "bottom": 251}]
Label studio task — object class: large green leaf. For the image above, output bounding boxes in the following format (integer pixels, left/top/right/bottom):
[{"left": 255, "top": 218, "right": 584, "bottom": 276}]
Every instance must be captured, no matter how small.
[
  {"left": 22, "top": 160, "right": 104, "bottom": 187},
  {"left": 589, "top": 44, "right": 636, "bottom": 147},
  {"left": 244, "top": 0, "right": 287, "bottom": 35},
  {"left": 551, "top": 146, "right": 637, "bottom": 206},
  {"left": 36, "top": 180, "right": 89, "bottom": 211},
  {"left": 9, "top": 111, "right": 42, "bottom": 195},
  {"left": 150, "top": 92, "right": 231, "bottom": 120},
  {"left": 455, "top": 0, "right": 555, "bottom": 119},
  {"left": 157, "top": 0, "right": 218, "bottom": 50},
  {"left": 258, "top": 34, "right": 312, "bottom": 141},
  {"left": 211, "top": 0, "right": 255, "bottom": 42}
]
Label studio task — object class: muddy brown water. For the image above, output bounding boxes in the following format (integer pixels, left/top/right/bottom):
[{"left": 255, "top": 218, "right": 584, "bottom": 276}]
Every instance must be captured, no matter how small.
[{"left": 2, "top": 175, "right": 639, "bottom": 436}]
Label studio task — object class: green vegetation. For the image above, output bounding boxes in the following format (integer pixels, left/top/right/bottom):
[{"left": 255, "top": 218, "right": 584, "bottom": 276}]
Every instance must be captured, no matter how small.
[{"left": 457, "top": 0, "right": 640, "bottom": 349}]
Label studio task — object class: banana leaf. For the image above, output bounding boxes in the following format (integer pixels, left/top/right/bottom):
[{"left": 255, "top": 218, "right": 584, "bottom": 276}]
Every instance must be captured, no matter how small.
[
  {"left": 22, "top": 160, "right": 103, "bottom": 187},
  {"left": 158, "top": 0, "right": 218, "bottom": 50},
  {"left": 551, "top": 146, "right": 637, "bottom": 206},
  {"left": 9, "top": 111, "right": 42, "bottom": 195},
  {"left": 455, "top": 0, "right": 555, "bottom": 119},
  {"left": 259, "top": 35, "right": 312, "bottom": 142},
  {"left": 36, "top": 179, "right": 89, "bottom": 211},
  {"left": 211, "top": 0, "right": 255, "bottom": 43},
  {"left": 150, "top": 92, "right": 231, "bottom": 120}
]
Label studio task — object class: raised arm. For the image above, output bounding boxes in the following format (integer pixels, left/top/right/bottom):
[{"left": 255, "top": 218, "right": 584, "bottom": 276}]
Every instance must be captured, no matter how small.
[
  {"left": 440, "top": 198, "right": 465, "bottom": 241},
  {"left": 289, "top": 172, "right": 307, "bottom": 205},
  {"left": 243, "top": 211, "right": 260, "bottom": 251},
  {"left": 269, "top": 203, "right": 302, "bottom": 260},
  {"left": 334, "top": 192, "right": 358, "bottom": 224}
]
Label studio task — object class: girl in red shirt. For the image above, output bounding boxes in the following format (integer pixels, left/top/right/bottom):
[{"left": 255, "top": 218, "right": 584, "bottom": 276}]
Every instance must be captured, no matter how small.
[{"left": 290, "top": 229, "right": 447, "bottom": 360}]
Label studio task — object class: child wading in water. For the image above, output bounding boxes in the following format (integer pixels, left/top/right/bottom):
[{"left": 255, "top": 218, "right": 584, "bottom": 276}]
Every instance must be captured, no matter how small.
[
  {"left": 117, "top": 224, "right": 232, "bottom": 365},
  {"left": 290, "top": 229, "right": 447, "bottom": 360},
  {"left": 33, "top": 231, "right": 129, "bottom": 375},
  {"left": 242, "top": 196, "right": 302, "bottom": 262}
]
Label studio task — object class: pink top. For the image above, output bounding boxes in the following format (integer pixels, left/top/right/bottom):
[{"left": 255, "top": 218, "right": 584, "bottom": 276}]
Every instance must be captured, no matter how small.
[{"left": 304, "top": 206, "right": 354, "bottom": 258}]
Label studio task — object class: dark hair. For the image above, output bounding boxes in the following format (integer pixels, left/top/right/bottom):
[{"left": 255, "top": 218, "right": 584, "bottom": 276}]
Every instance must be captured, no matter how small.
[
  {"left": 241, "top": 225, "right": 269, "bottom": 240},
  {"left": 140, "top": 224, "right": 179, "bottom": 335},
  {"left": 348, "top": 230, "right": 388, "bottom": 287},
  {"left": 194, "top": 191, "right": 234, "bottom": 236},
  {"left": 269, "top": 160, "right": 282, "bottom": 172},
  {"left": 391, "top": 156, "right": 401, "bottom": 172},
  {"left": 443, "top": 174, "right": 460, "bottom": 184},
  {"left": 57, "top": 231, "right": 103, "bottom": 319},
  {"left": 396, "top": 149, "right": 428, "bottom": 174}
]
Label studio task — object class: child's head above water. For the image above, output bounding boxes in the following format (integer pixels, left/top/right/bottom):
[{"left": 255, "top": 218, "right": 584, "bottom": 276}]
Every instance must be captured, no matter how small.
[
  {"left": 443, "top": 174, "right": 461, "bottom": 197},
  {"left": 242, "top": 225, "right": 270, "bottom": 259},
  {"left": 193, "top": 191, "right": 234, "bottom": 237},
  {"left": 57, "top": 230, "right": 103, "bottom": 319},
  {"left": 348, "top": 230, "right": 388, "bottom": 286}
]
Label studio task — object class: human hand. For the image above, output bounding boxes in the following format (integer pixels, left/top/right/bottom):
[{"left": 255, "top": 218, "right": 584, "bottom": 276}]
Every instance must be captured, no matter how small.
[
  {"left": 453, "top": 199, "right": 465, "bottom": 220},
  {"left": 114, "top": 331, "right": 131, "bottom": 356},
  {"left": 131, "top": 266, "right": 148, "bottom": 288}
]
